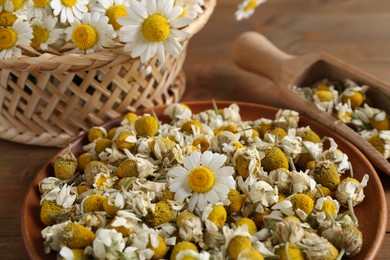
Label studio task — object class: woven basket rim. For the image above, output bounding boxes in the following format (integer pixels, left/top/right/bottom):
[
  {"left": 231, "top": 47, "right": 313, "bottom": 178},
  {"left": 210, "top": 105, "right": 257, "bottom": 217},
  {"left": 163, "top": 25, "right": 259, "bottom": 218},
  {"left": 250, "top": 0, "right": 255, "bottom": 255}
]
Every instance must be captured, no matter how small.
[{"left": 0, "top": 0, "right": 216, "bottom": 73}]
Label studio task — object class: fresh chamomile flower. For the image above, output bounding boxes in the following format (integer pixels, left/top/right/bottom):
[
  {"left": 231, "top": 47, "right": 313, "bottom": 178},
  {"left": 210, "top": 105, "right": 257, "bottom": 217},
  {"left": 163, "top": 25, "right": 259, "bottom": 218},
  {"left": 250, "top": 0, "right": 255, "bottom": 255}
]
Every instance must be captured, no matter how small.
[
  {"left": 0, "top": 18, "right": 32, "bottom": 59},
  {"left": 50, "top": 0, "right": 87, "bottom": 24},
  {"left": 64, "top": 12, "right": 116, "bottom": 54},
  {"left": 118, "top": 0, "right": 192, "bottom": 63},
  {"left": 235, "top": 0, "right": 266, "bottom": 21},
  {"left": 167, "top": 151, "right": 235, "bottom": 212},
  {"left": 30, "top": 15, "right": 63, "bottom": 50},
  {"left": 91, "top": 0, "right": 129, "bottom": 30},
  {"left": 174, "top": 0, "right": 203, "bottom": 19}
]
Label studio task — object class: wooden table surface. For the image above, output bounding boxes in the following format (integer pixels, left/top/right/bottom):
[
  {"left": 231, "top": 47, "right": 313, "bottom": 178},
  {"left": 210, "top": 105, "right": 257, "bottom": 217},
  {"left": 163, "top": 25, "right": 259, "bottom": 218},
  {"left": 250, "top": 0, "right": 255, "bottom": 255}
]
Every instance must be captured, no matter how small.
[{"left": 1, "top": 0, "right": 390, "bottom": 258}]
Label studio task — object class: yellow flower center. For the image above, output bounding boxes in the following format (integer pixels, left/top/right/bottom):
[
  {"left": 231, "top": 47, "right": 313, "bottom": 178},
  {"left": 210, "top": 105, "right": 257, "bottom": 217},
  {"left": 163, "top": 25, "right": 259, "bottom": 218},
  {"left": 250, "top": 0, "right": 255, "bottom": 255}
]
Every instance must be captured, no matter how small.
[
  {"left": 244, "top": 0, "right": 258, "bottom": 12},
  {"left": 188, "top": 166, "right": 215, "bottom": 193},
  {"left": 72, "top": 24, "right": 98, "bottom": 50},
  {"left": 106, "top": 4, "right": 127, "bottom": 30},
  {"left": 321, "top": 200, "right": 337, "bottom": 217},
  {"left": 31, "top": 26, "right": 49, "bottom": 48},
  {"left": 142, "top": 14, "right": 170, "bottom": 42},
  {"left": 0, "top": 28, "right": 17, "bottom": 50},
  {"left": 61, "top": 0, "right": 76, "bottom": 7},
  {"left": 0, "top": 11, "right": 16, "bottom": 27},
  {"left": 33, "top": 0, "right": 50, "bottom": 8}
]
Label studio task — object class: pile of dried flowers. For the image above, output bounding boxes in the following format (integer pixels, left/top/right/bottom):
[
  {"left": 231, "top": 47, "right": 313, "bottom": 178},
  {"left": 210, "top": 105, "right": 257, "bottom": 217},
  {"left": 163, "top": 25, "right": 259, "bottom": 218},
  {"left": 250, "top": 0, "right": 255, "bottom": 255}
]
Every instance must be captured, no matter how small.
[
  {"left": 294, "top": 78, "right": 390, "bottom": 159},
  {"left": 0, "top": 0, "right": 266, "bottom": 60},
  {"left": 39, "top": 102, "right": 368, "bottom": 259}
]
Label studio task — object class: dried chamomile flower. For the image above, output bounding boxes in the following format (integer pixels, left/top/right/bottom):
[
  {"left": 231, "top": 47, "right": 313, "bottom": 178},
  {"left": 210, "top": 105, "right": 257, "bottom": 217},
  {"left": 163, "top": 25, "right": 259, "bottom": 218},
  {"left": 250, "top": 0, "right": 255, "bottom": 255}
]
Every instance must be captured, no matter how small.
[
  {"left": 255, "top": 118, "right": 273, "bottom": 138},
  {"left": 81, "top": 193, "right": 105, "bottom": 213},
  {"left": 222, "top": 225, "right": 253, "bottom": 260},
  {"left": 368, "top": 130, "right": 390, "bottom": 159},
  {"left": 164, "top": 103, "right": 192, "bottom": 121},
  {"left": 135, "top": 115, "right": 159, "bottom": 137},
  {"left": 274, "top": 109, "right": 300, "bottom": 129},
  {"left": 41, "top": 183, "right": 77, "bottom": 209},
  {"left": 335, "top": 225, "right": 363, "bottom": 258},
  {"left": 289, "top": 193, "right": 314, "bottom": 219},
  {"left": 39, "top": 177, "right": 65, "bottom": 194},
  {"left": 312, "top": 161, "right": 340, "bottom": 191},
  {"left": 84, "top": 161, "right": 110, "bottom": 185},
  {"left": 92, "top": 228, "right": 125, "bottom": 259},
  {"left": 176, "top": 211, "right": 203, "bottom": 242},
  {"left": 234, "top": 217, "right": 257, "bottom": 235},
  {"left": 94, "top": 138, "right": 112, "bottom": 155},
  {"left": 238, "top": 248, "right": 264, "bottom": 260},
  {"left": 233, "top": 147, "right": 261, "bottom": 179},
  {"left": 314, "top": 196, "right": 340, "bottom": 222},
  {"left": 227, "top": 189, "right": 245, "bottom": 214},
  {"left": 122, "top": 112, "right": 138, "bottom": 126},
  {"left": 170, "top": 241, "right": 198, "bottom": 260},
  {"left": 147, "top": 234, "right": 169, "bottom": 260},
  {"left": 88, "top": 126, "right": 107, "bottom": 142},
  {"left": 114, "top": 129, "right": 137, "bottom": 151},
  {"left": 202, "top": 204, "right": 227, "bottom": 231},
  {"left": 109, "top": 210, "right": 140, "bottom": 236},
  {"left": 53, "top": 148, "right": 78, "bottom": 180},
  {"left": 272, "top": 217, "right": 304, "bottom": 245},
  {"left": 290, "top": 169, "right": 316, "bottom": 194},
  {"left": 334, "top": 102, "right": 353, "bottom": 123},
  {"left": 181, "top": 119, "right": 203, "bottom": 135},
  {"left": 370, "top": 110, "right": 390, "bottom": 131},
  {"left": 77, "top": 152, "right": 97, "bottom": 172},
  {"left": 40, "top": 199, "right": 64, "bottom": 226},
  {"left": 146, "top": 201, "right": 174, "bottom": 227},
  {"left": 276, "top": 243, "right": 305, "bottom": 260},
  {"left": 299, "top": 231, "right": 339, "bottom": 260},
  {"left": 268, "top": 168, "right": 291, "bottom": 193},
  {"left": 261, "top": 146, "right": 289, "bottom": 172},
  {"left": 298, "top": 126, "right": 321, "bottom": 143}
]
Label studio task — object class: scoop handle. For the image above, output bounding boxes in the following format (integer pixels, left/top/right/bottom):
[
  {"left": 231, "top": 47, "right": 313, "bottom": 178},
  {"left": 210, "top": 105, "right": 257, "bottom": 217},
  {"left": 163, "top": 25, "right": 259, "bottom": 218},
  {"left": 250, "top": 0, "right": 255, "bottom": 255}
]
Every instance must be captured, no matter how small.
[{"left": 233, "top": 31, "right": 294, "bottom": 83}]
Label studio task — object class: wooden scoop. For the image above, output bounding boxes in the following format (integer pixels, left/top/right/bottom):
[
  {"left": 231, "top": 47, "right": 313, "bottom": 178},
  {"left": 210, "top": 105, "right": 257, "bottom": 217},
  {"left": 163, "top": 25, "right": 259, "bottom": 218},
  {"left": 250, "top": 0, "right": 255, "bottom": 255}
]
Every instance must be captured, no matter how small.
[{"left": 233, "top": 31, "right": 390, "bottom": 175}]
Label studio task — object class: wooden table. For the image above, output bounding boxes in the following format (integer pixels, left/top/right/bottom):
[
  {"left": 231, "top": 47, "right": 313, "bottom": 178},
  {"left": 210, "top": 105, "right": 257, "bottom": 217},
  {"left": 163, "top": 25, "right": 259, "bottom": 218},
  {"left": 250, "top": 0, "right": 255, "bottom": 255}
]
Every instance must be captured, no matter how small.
[{"left": 1, "top": 0, "right": 390, "bottom": 258}]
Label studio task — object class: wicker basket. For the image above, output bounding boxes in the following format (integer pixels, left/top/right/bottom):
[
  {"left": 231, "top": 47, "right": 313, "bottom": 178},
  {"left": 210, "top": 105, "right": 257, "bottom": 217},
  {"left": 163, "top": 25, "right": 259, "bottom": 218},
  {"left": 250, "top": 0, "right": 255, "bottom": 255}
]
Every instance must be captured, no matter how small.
[{"left": 0, "top": 0, "right": 216, "bottom": 147}]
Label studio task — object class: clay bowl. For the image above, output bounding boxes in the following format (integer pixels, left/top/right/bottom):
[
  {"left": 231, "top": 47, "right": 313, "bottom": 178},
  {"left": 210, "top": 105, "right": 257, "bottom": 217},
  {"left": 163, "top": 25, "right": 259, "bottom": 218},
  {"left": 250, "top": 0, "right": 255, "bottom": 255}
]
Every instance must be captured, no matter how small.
[
  {"left": 233, "top": 32, "right": 390, "bottom": 175},
  {"left": 22, "top": 101, "right": 386, "bottom": 259}
]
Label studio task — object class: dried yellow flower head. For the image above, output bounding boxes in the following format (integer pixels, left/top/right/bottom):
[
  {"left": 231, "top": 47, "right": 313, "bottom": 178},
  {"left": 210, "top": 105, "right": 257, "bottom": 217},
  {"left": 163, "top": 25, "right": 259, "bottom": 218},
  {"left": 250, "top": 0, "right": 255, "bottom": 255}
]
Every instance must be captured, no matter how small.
[
  {"left": 146, "top": 201, "right": 173, "bottom": 227},
  {"left": 290, "top": 193, "right": 314, "bottom": 215},
  {"left": 53, "top": 150, "right": 77, "bottom": 180},
  {"left": 341, "top": 91, "right": 364, "bottom": 108},
  {"left": 252, "top": 210, "right": 270, "bottom": 229},
  {"left": 116, "top": 159, "right": 138, "bottom": 178},
  {"left": 301, "top": 129, "right": 321, "bottom": 143},
  {"left": 227, "top": 189, "right": 244, "bottom": 213},
  {"left": 181, "top": 120, "right": 202, "bottom": 134},
  {"left": 148, "top": 234, "right": 168, "bottom": 260},
  {"left": 95, "top": 138, "right": 112, "bottom": 154},
  {"left": 277, "top": 244, "right": 304, "bottom": 260},
  {"left": 207, "top": 205, "right": 227, "bottom": 229},
  {"left": 135, "top": 115, "right": 159, "bottom": 137},
  {"left": 316, "top": 89, "right": 334, "bottom": 102},
  {"left": 228, "top": 235, "right": 252, "bottom": 260},
  {"left": 88, "top": 126, "right": 107, "bottom": 142},
  {"left": 170, "top": 241, "right": 198, "bottom": 260},
  {"left": 40, "top": 200, "right": 62, "bottom": 226},
  {"left": 83, "top": 194, "right": 105, "bottom": 213},
  {"left": 261, "top": 146, "right": 289, "bottom": 172},
  {"left": 313, "top": 162, "right": 340, "bottom": 191},
  {"left": 64, "top": 222, "right": 95, "bottom": 249},
  {"left": 239, "top": 249, "right": 264, "bottom": 260},
  {"left": 84, "top": 161, "right": 108, "bottom": 184},
  {"left": 235, "top": 218, "right": 257, "bottom": 235}
]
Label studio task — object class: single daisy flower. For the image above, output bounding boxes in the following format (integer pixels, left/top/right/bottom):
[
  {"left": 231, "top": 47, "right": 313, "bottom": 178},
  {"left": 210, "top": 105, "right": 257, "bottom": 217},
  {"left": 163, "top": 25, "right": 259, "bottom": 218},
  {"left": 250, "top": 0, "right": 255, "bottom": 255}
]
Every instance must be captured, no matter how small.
[
  {"left": 91, "top": 0, "right": 129, "bottom": 31},
  {"left": 0, "top": 18, "right": 33, "bottom": 59},
  {"left": 235, "top": 0, "right": 266, "bottom": 21},
  {"left": 64, "top": 12, "right": 116, "bottom": 54},
  {"left": 30, "top": 15, "right": 63, "bottom": 50},
  {"left": 167, "top": 151, "right": 235, "bottom": 212},
  {"left": 50, "top": 0, "right": 88, "bottom": 24},
  {"left": 118, "top": 0, "right": 192, "bottom": 63}
]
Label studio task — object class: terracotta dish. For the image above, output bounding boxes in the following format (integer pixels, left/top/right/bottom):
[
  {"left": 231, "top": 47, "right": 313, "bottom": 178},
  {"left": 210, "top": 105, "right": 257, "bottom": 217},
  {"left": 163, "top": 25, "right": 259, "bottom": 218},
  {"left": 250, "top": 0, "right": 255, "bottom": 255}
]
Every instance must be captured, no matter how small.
[
  {"left": 22, "top": 101, "right": 387, "bottom": 259},
  {"left": 233, "top": 32, "right": 390, "bottom": 175}
]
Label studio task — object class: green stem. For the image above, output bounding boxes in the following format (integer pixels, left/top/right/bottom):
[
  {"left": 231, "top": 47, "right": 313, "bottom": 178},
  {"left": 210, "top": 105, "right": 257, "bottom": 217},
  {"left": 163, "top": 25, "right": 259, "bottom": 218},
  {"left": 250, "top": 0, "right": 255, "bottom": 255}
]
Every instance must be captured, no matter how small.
[
  {"left": 316, "top": 184, "right": 324, "bottom": 197},
  {"left": 348, "top": 198, "right": 359, "bottom": 226},
  {"left": 336, "top": 248, "right": 345, "bottom": 260},
  {"left": 288, "top": 157, "right": 296, "bottom": 172}
]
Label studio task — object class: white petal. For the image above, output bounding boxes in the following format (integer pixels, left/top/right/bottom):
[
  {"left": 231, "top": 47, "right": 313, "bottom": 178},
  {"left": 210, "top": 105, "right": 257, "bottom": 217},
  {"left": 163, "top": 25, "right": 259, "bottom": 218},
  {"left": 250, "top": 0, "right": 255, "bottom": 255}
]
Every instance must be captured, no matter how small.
[
  {"left": 167, "top": 6, "right": 183, "bottom": 20},
  {"left": 128, "top": 0, "right": 147, "bottom": 19},
  {"left": 205, "top": 189, "right": 219, "bottom": 204},
  {"left": 183, "top": 151, "right": 200, "bottom": 171},
  {"left": 174, "top": 188, "right": 191, "bottom": 201},
  {"left": 208, "top": 153, "right": 226, "bottom": 171},
  {"left": 188, "top": 192, "right": 198, "bottom": 211},
  {"left": 145, "top": 0, "right": 156, "bottom": 15},
  {"left": 170, "top": 17, "right": 192, "bottom": 28},
  {"left": 200, "top": 151, "right": 213, "bottom": 167}
]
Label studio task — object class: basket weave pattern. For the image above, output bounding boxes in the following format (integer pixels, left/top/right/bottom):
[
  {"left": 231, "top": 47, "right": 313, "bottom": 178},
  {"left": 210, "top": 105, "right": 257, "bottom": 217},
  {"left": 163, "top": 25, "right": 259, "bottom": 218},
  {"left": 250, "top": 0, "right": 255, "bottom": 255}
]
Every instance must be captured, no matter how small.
[{"left": 0, "top": 0, "right": 216, "bottom": 147}]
